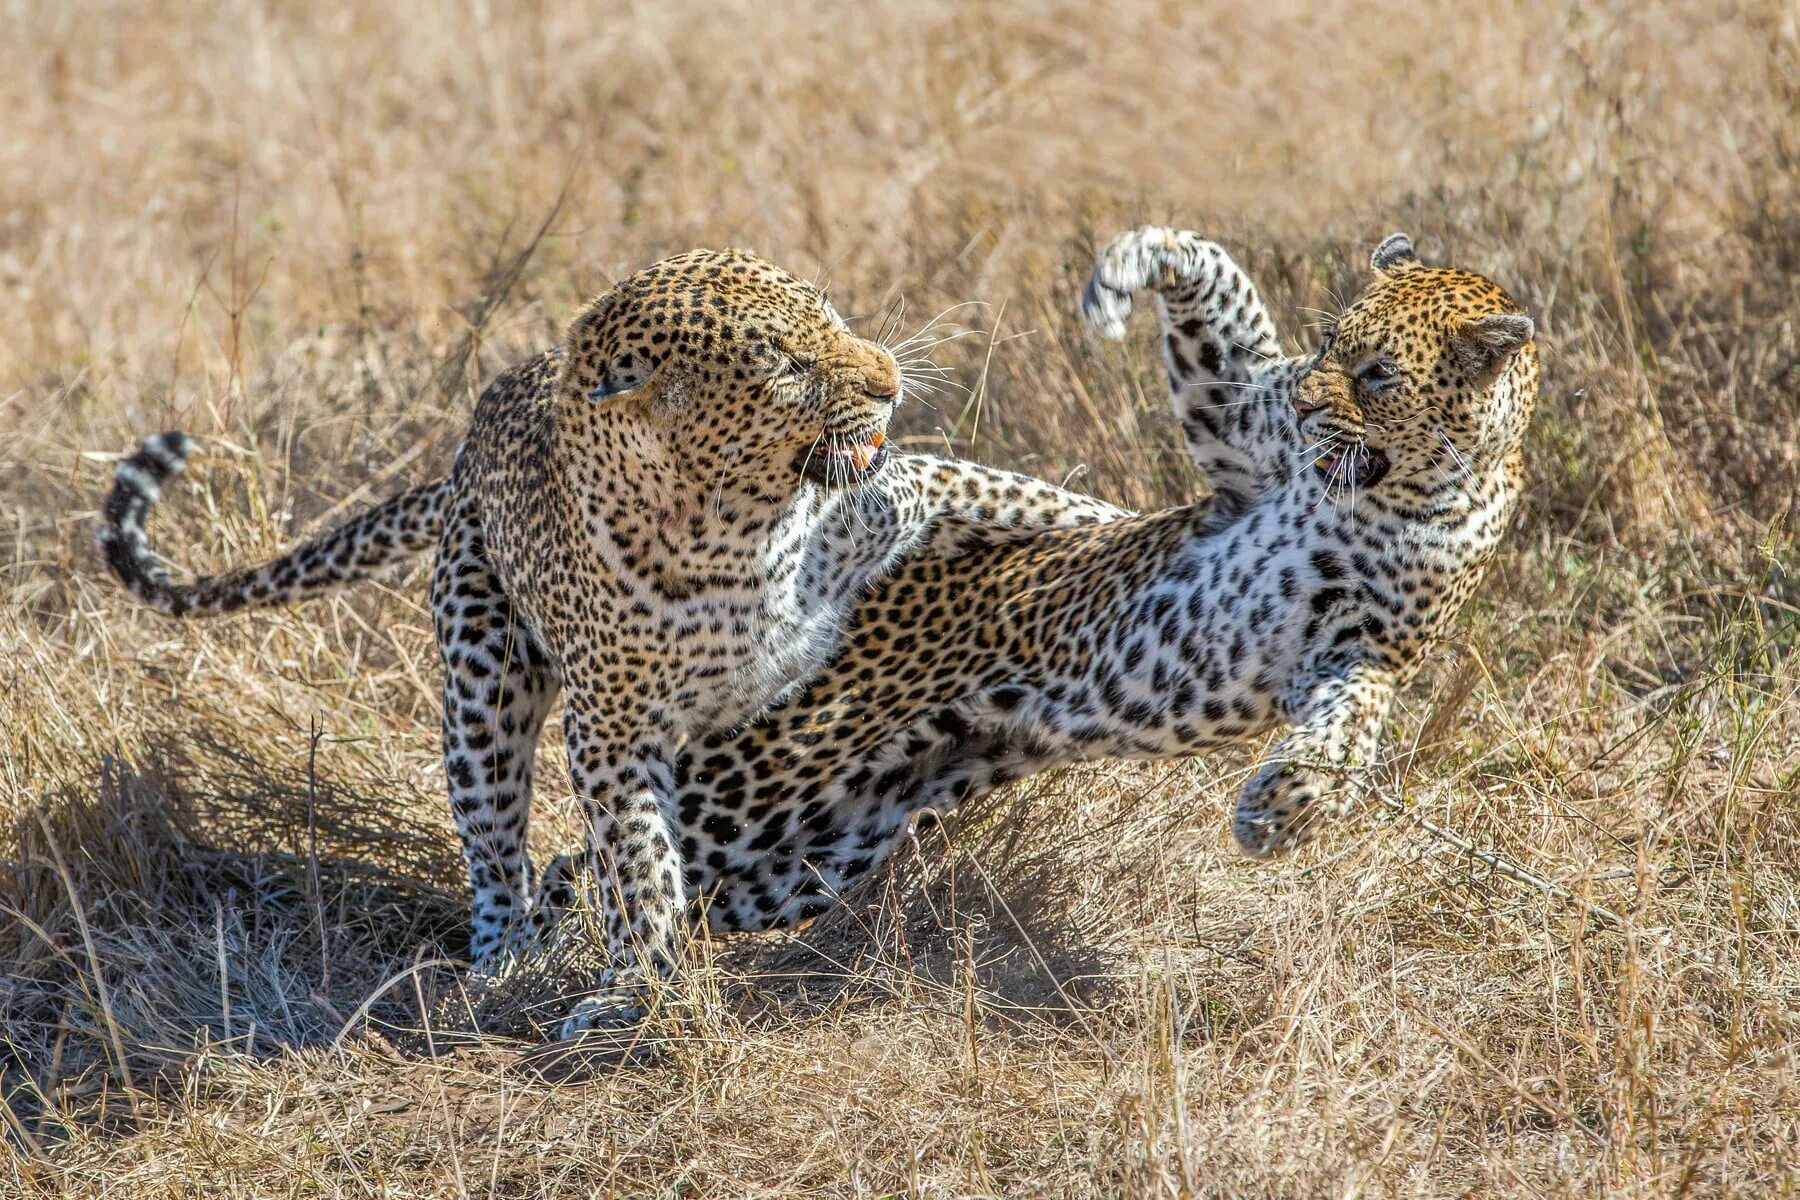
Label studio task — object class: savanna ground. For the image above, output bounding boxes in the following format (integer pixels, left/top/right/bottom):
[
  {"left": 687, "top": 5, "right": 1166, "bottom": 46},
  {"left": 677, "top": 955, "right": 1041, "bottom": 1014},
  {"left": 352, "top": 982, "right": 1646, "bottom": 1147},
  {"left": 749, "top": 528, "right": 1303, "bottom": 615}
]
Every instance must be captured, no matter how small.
[{"left": 2, "top": 0, "right": 1797, "bottom": 1195}]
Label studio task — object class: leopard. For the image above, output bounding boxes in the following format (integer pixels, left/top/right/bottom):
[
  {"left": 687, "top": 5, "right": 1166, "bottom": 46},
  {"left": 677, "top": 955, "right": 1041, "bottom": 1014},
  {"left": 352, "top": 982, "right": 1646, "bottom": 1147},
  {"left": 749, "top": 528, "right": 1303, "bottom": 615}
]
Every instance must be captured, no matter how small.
[
  {"left": 520, "top": 226, "right": 1540, "bottom": 953},
  {"left": 96, "top": 247, "right": 1129, "bottom": 1035}
]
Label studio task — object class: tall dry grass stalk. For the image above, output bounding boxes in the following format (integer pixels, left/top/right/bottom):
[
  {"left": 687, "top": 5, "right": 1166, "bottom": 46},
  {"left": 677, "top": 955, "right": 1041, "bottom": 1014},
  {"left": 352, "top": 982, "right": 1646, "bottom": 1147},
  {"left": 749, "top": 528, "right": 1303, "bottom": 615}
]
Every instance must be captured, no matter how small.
[{"left": 1, "top": 0, "right": 1796, "bottom": 1194}]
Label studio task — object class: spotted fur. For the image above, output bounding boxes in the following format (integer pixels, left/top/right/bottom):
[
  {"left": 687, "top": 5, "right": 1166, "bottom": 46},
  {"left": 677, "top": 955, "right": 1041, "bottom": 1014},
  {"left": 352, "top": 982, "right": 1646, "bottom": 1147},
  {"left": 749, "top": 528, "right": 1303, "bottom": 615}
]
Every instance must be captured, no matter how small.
[
  {"left": 97, "top": 431, "right": 451, "bottom": 616},
  {"left": 97, "top": 248, "right": 1127, "bottom": 1036},
  {"left": 526, "top": 228, "right": 1540, "bottom": 940}
]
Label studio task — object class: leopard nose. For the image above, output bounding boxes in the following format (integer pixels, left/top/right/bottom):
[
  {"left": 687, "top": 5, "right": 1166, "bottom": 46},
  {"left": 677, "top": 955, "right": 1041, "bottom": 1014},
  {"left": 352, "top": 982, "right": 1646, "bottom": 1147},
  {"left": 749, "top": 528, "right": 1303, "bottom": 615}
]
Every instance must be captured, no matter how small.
[
  {"left": 861, "top": 348, "right": 901, "bottom": 401},
  {"left": 863, "top": 367, "right": 900, "bottom": 403}
]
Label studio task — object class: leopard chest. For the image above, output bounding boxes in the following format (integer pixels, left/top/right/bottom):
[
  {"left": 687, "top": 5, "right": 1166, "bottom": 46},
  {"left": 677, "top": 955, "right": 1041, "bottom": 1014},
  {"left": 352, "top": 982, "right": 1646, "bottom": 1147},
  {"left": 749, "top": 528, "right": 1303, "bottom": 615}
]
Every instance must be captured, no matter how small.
[{"left": 559, "top": 488, "right": 896, "bottom": 731}]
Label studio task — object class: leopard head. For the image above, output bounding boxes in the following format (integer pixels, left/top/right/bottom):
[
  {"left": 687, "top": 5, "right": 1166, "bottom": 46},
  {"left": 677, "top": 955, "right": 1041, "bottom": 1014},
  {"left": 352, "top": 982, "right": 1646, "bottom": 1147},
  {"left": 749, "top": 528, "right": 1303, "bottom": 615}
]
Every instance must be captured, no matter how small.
[
  {"left": 1294, "top": 235, "right": 1539, "bottom": 505},
  {"left": 557, "top": 248, "right": 902, "bottom": 492}
]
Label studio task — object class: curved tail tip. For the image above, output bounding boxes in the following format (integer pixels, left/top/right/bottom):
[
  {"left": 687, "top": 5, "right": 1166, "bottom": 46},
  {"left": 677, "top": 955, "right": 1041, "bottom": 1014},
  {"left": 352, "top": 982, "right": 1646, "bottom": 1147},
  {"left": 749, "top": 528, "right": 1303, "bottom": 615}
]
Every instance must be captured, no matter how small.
[
  {"left": 106, "top": 430, "right": 195, "bottom": 500},
  {"left": 98, "top": 430, "right": 197, "bottom": 549}
]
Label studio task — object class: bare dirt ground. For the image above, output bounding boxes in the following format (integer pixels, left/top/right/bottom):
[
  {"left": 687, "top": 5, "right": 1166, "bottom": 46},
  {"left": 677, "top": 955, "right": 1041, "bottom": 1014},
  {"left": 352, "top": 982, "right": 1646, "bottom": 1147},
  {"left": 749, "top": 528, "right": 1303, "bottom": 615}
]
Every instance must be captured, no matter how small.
[{"left": 1, "top": 1, "right": 1796, "bottom": 1195}]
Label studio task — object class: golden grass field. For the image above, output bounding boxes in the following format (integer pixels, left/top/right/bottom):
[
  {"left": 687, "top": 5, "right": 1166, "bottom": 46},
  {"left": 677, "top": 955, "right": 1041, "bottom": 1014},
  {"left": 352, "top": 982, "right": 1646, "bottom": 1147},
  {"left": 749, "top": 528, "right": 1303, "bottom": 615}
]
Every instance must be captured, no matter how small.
[{"left": 2, "top": 0, "right": 1797, "bottom": 1194}]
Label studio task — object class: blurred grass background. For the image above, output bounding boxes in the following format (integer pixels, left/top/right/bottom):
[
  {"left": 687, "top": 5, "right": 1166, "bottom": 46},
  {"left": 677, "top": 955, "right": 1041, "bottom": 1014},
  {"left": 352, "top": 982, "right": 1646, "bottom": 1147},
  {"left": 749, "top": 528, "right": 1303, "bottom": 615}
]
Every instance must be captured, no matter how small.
[{"left": 1, "top": 0, "right": 1796, "bottom": 1194}]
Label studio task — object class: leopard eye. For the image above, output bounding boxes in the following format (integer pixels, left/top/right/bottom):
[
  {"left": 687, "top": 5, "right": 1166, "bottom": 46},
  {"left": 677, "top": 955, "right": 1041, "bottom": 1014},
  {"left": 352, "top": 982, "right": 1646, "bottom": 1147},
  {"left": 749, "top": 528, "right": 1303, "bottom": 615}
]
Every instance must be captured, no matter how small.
[{"left": 1357, "top": 357, "right": 1402, "bottom": 387}]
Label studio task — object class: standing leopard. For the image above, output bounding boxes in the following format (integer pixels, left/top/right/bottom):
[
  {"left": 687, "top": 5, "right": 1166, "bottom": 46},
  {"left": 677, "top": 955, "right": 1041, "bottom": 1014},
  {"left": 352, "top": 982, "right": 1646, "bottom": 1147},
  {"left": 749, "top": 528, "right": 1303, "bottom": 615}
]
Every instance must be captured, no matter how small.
[
  {"left": 524, "top": 227, "right": 1540, "bottom": 943},
  {"left": 97, "top": 248, "right": 1127, "bottom": 1034}
]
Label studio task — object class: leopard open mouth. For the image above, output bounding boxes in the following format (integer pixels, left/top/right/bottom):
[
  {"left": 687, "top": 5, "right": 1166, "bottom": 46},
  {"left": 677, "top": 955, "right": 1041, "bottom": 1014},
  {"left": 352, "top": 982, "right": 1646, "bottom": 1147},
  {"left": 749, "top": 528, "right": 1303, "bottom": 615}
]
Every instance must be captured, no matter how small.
[
  {"left": 801, "top": 428, "right": 890, "bottom": 486},
  {"left": 1314, "top": 443, "right": 1391, "bottom": 489}
]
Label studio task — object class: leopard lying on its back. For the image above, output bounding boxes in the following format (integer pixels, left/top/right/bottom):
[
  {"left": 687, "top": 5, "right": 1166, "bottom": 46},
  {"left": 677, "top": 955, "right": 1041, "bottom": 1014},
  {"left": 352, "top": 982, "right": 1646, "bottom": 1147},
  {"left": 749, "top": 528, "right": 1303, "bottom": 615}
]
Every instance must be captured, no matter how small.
[
  {"left": 528, "top": 228, "right": 1540, "bottom": 937},
  {"left": 97, "top": 249, "right": 1126, "bottom": 1034}
]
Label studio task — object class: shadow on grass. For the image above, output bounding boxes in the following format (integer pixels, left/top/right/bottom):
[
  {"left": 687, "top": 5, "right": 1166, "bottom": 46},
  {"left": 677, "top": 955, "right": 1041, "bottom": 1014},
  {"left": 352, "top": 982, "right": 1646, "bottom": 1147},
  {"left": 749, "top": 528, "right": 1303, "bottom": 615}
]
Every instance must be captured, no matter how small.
[
  {"left": 2, "top": 733, "right": 1119, "bottom": 1137},
  {"left": 0, "top": 734, "right": 469, "bottom": 1142}
]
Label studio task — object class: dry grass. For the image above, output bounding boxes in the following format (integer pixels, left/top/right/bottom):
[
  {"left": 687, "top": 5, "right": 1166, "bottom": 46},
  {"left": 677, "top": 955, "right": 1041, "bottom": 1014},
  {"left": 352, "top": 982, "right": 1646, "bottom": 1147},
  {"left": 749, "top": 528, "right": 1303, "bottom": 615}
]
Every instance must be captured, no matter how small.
[{"left": 2, "top": 0, "right": 1798, "bottom": 1194}]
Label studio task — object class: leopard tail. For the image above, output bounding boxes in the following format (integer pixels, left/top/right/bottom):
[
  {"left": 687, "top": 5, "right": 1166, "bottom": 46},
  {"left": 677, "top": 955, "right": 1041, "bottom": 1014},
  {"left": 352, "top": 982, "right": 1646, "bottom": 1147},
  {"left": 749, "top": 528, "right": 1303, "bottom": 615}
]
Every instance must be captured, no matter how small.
[{"left": 96, "top": 431, "right": 451, "bottom": 617}]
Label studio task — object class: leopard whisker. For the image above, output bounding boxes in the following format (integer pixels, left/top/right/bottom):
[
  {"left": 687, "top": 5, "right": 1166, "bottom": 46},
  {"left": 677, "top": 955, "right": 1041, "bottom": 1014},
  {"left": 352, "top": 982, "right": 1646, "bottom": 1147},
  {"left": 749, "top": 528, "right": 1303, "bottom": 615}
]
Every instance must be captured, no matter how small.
[
  {"left": 1185, "top": 394, "right": 1269, "bottom": 412},
  {"left": 896, "top": 359, "right": 955, "bottom": 378},
  {"left": 797, "top": 432, "right": 825, "bottom": 487},
  {"left": 1188, "top": 379, "right": 1269, "bottom": 392},
  {"left": 883, "top": 301, "right": 989, "bottom": 356},
  {"left": 874, "top": 293, "right": 908, "bottom": 347},
  {"left": 890, "top": 328, "right": 986, "bottom": 358},
  {"left": 1316, "top": 444, "right": 1352, "bottom": 514},
  {"left": 1438, "top": 430, "right": 1475, "bottom": 481},
  {"left": 896, "top": 363, "right": 960, "bottom": 385},
  {"left": 1298, "top": 432, "right": 1344, "bottom": 461}
]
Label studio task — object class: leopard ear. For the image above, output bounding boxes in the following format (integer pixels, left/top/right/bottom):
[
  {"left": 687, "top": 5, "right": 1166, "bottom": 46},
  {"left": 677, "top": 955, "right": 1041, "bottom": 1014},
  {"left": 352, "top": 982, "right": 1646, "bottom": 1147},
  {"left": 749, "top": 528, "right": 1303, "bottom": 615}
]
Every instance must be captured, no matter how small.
[
  {"left": 1460, "top": 312, "right": 1534, "bottom": 356},
  {"left": 583, "top": 355, "right": 654, "bottom": 403},
  {"left": 560, "top": 291, "right": 656, "bottom": 404},
  {"left": 1455, "top": 312, "right": 1535, "bottom": 381},
  {"left": 1370, "top": 233, "right": 1423, "bottom": 276}
]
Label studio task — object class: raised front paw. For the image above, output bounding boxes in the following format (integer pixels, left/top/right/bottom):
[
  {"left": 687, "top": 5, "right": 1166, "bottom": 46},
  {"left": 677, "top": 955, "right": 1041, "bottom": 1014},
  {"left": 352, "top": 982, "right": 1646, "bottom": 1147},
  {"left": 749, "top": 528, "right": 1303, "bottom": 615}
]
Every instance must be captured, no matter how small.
[
  {"left": 1081, "top": 226, "right": 1220, "bottom": 339},
  {"left": 1232, "top": 760, "right": 1344, "bottom": 858}
]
